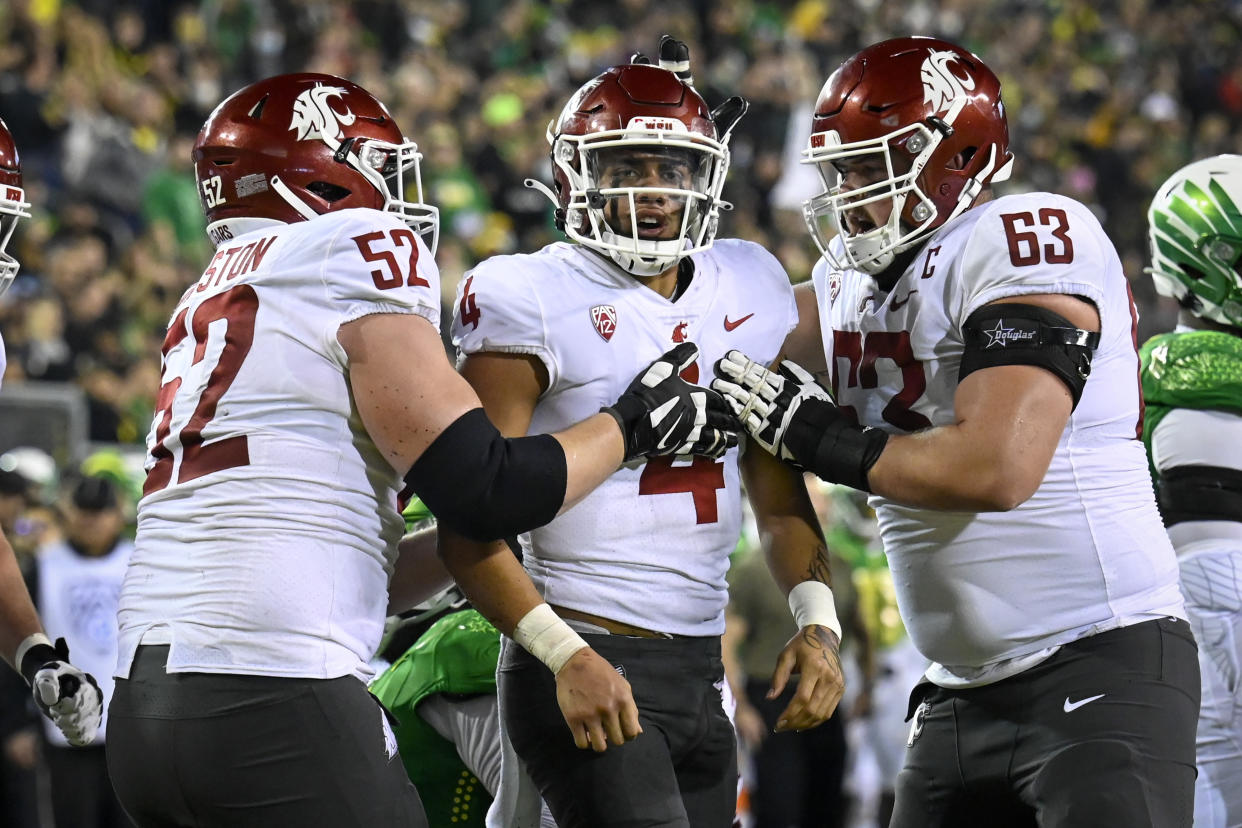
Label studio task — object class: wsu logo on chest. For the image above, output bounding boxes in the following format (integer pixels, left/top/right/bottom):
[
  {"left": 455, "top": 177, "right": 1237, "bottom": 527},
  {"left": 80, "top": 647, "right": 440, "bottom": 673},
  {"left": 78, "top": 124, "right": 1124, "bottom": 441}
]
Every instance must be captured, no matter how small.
[
  {"left": 289, "top": 85, "right": 356, "bottom": 143},
  {"left": 591, "top": 304, "right": 617, "bottom": 341}
]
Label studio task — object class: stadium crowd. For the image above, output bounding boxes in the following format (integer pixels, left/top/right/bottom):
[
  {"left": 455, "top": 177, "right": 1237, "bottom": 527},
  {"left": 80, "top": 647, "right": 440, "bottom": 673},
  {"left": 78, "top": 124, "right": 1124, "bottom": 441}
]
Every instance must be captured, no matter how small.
[
  {"left": 0, "top": 0, "right": 1237, "bottom": 443},
  {"left": 0, "top": 1, "right": 1239, "bottom": 827}
]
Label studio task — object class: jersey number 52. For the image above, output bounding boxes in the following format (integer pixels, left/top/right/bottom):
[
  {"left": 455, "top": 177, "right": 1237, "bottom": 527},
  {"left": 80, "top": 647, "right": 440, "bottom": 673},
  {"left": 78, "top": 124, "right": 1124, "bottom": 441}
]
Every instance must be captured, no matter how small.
[{"left": 144, "top": 285, "right": 257, "bottom": 495}]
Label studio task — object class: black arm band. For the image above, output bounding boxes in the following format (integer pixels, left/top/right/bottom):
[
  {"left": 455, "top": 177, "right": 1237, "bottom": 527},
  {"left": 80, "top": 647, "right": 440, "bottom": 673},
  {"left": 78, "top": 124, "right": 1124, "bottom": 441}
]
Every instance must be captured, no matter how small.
[
  {"left": 1156, "top": 464, "right": 1242, "bottom": 527},
  {"left": 403, "top": 408, "right": 567, "bottom": 542},
  {"left": 959, "top": 303, "right": 1101, "bottom": 408}
]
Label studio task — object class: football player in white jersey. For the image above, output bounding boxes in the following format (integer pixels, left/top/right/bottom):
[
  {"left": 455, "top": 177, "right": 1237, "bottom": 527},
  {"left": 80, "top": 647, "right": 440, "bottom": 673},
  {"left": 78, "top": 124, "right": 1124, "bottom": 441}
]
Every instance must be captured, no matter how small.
[
  {"left": 442, "top": 50, "right": 846, "bottom": 827},
  {"left": 106, "top": 73, "right": 736, "bottom": 828},
  {"left": 1141, "top": 155, "right": 1242, "bottom": 828},
  {"left": 0, "top": 115, "right": 105, "bottom": 751},
  {"left": 712, "top": 37, "right": 1198, "bottom": 826}
]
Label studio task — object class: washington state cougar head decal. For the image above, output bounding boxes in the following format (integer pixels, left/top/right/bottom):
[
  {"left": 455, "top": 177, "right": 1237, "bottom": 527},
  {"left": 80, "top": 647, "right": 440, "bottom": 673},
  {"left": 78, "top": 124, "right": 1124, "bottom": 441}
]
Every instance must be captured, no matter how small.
[
  {"left": 289, "top": 84, "right": 356, "bottom": 144},
  {"left": 921, "top": 49, "right": 976, "bottom": 115}
]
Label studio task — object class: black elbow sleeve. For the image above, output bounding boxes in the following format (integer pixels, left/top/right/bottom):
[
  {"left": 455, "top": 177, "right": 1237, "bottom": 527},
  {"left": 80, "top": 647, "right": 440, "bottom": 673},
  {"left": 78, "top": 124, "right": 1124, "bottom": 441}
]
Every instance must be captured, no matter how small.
[{"left": 402, "top": 408, "right": 567, "bottom": 542}]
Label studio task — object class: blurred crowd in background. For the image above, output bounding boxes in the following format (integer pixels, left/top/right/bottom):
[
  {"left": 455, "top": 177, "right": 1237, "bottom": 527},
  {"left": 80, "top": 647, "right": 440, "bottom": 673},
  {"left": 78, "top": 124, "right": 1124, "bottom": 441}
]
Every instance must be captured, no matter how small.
[
  {"left": 1, "top": 0, "right": 1238, "bottom": 450},
  {"left": 0, "top": 1, "right": 1239, "bottom": 826}
]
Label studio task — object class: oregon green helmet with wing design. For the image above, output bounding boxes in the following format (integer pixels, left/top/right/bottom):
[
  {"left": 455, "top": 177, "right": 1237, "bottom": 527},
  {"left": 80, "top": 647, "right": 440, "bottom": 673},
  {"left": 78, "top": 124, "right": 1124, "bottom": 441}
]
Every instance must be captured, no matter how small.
[{"left": 1147, "top": 154, "right": 1242, "bottom": 328}]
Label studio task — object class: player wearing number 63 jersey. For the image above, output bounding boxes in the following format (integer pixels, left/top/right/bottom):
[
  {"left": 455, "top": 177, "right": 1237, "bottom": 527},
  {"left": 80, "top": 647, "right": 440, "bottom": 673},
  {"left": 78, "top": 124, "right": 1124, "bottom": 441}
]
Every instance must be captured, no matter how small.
[
  {"left": 712, "top": 37, "right": 1197, "bottom": 827},
  {"left": 442, "top": 53, "right": 847, "bottom": 828},
  {"left": 108, "top": 73, "right": 735, "bottom": 828}
]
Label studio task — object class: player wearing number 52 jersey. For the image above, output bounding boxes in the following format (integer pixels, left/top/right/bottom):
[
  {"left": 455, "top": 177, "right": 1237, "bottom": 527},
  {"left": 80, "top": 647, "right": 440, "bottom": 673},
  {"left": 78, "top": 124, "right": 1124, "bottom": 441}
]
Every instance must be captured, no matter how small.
[
  {"left": 442, "top": 54, "right": 847, "bottom": 828},
  {"left": 713, "top": 37, "right": 1197, "bottom": 827},
  {"left": 108, "top": 73, "right": 735, "bottom": 828}
]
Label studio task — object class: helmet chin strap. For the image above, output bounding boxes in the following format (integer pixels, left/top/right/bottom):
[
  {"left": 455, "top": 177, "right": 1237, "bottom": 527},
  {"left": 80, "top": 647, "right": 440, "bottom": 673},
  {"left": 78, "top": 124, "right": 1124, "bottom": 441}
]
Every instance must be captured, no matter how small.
[{"left": 598, "top": 227, "right": 684, "bottom": 277}]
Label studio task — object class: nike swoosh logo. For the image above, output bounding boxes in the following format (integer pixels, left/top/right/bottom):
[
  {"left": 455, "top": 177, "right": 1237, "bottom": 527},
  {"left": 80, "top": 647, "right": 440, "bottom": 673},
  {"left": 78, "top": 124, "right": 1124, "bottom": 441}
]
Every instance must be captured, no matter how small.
[
  {"left": 890, "top": 290, "right": 917, "bottom": 310},
  {"left": 1063, "top": 693, "right": 1105, "bottom": 713},
  {"left": 723, "top": 313, "right": 754, "bottom": 331}
]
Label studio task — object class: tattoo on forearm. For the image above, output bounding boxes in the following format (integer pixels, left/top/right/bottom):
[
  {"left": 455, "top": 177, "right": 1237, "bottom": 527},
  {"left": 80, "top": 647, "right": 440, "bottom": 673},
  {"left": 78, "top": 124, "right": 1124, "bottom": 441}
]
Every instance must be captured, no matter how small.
[{"left": 805, "top": 543, "right": 832, "bottom": 586}]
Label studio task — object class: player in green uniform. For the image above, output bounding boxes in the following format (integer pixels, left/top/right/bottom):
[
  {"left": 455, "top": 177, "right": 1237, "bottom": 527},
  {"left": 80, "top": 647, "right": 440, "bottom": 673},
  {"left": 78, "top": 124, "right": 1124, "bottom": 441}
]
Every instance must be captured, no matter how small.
[
  {"left": 371, "top": 608, "right": 499, "bottom": 828},
  {"left": 374, "top": 498, "right": 549, "bottom": 828},
  {"left": 1141, "top": 154, "right": 1242, "bottom": 828}
]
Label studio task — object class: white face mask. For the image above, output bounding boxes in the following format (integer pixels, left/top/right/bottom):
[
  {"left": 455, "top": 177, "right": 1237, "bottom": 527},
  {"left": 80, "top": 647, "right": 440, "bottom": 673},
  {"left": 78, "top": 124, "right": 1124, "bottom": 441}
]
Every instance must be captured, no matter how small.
[{"left": 550, "top": 120, "right": 729, "bottom": 277}]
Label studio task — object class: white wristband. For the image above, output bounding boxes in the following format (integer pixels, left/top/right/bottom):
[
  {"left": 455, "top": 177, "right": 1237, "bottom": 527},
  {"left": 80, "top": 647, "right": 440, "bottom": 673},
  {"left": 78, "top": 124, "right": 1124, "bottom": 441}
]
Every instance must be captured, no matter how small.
[
  {"left": 512, "top": 604, "right": 589, "bottom": 675},
  {"left": 14, "top": 632, "right": 52, "bottom": 678},
  {"left": 788, "top": 581, "right": 842, "bottom": 643}
]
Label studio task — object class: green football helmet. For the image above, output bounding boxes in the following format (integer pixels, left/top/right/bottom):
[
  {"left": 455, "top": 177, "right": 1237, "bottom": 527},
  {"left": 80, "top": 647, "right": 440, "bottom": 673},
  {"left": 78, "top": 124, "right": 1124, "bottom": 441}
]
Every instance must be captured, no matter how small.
[{"left": 1147, "top": 154, "right": 1242, "bottom": 328}]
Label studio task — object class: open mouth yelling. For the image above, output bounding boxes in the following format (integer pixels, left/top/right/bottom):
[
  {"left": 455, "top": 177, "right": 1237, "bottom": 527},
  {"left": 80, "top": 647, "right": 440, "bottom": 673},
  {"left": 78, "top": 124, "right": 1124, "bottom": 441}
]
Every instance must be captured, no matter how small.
[{"left": 635, "top": 211, "right": 672, "bottom": 240}]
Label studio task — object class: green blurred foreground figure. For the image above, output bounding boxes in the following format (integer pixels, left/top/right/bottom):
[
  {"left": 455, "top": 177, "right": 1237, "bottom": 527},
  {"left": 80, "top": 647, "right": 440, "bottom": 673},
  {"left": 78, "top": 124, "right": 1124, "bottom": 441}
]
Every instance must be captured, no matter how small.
[
  {"left": 372, "top": 610, "right": 499, "bottom": 828},
  {"left": 1141, "top": 154, "right": 1242, "bottom": 828}
]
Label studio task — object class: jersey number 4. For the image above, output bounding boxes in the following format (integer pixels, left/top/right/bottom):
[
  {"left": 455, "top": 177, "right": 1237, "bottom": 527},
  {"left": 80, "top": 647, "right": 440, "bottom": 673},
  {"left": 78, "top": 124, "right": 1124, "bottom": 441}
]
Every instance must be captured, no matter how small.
[
  {"left": 638, "top": 361, "right": 725, "bottom": 523},
  {"left": 144, "top": 285, "right": 257, "bottom": 495}
]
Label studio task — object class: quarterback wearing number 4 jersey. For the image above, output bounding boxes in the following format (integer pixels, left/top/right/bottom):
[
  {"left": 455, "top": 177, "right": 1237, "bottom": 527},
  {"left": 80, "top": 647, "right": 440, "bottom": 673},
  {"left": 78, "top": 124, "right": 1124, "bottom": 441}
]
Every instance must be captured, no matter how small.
[
  {"left": 442, "top": 56, "right": 846, "bottom": 828},
  {"left": 713, "top": 37, "right": 1198, "bottom": 827},
  {"left": 456, "top": 239, "right": 792, "bottom": 629}
]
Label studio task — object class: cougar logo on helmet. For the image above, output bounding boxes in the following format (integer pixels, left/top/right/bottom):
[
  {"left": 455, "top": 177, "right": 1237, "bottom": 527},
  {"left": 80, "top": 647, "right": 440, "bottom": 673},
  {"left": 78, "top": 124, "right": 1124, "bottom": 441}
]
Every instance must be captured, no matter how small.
[
  {"left": 289, "top": 85, "right": 355, "bottom": 144},
  {"left": 194, "top": 73, "right": 439, "bottom": 252},
  {"left": 921, "top": 50, "right": 976, "bottom": 115},
  {"left": 802, "top": 37, "right": 1013, "bottom": 275}
]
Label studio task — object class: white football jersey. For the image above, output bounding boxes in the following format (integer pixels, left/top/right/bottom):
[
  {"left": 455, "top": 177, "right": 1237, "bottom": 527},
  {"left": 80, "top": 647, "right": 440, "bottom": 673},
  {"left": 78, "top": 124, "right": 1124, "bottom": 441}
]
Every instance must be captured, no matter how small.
[
  {"left": 453, "top": 241, "right": 797, "bottom": 636},
  {"left": 1151, "top": 407, "right": 1242, "bottom": 554},
  {"left": 812, "top": 192, "right": 1184, "bottom": 683},
  {"left": 117, "top": 208, "right": 441, "bottom": 681}
]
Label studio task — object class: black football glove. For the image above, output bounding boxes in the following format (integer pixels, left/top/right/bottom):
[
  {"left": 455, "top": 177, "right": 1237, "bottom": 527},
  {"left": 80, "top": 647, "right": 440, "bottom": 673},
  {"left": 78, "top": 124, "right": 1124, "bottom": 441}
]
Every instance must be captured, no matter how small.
[
  {"left": 712, "top": 350, "right": 887, "bottom": 491},
  {"left": 603, "top": 342, "right": 739, "bottom": 463},
  {"left": 20, "top": 637, "right": 104, "bottom": 746}
]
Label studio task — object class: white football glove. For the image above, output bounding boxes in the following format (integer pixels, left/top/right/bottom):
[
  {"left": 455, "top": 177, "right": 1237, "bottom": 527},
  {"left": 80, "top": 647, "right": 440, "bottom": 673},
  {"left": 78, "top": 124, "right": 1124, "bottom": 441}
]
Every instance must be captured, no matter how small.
[
  {"left": 603, "top": 342, "right": 740, "bottom": 462},
  {"left": 22, "top": 637, "right": 104, "bottom": 747},
  {"left": 711, "top": 350, "right": 831, "bottom": 461},
  {"left": 712, "top": 349, "right": 888, "bottom": 491}
]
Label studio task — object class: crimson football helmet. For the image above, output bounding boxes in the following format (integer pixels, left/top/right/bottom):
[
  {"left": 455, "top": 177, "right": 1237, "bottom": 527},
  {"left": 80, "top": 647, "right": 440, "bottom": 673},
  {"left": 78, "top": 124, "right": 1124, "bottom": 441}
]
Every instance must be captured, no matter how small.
[
  {"left": 0, "top": 117, "right": 31, "bottom": 297},
  {"left": 803, "top": 37, "right": 1014, "bottom": 274},
  {"left": 534, "top": 63, "right": 731, "bottom": 277},
  {"left": 193, "top": 73, "right": 438, "bottom": 251}
]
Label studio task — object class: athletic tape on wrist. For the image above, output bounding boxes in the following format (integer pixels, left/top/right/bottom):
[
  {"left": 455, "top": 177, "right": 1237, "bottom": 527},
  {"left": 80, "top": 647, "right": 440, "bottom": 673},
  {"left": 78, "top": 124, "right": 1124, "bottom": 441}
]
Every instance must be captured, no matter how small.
[
  {"left": 513, "top": 604, "right": 589, "bottom": 675},
  {"left": 787, "top": 581, "right": 842, "bottom": 643},
  {"left": 15, "top": 632, "right": 52, "bottom": 681}
]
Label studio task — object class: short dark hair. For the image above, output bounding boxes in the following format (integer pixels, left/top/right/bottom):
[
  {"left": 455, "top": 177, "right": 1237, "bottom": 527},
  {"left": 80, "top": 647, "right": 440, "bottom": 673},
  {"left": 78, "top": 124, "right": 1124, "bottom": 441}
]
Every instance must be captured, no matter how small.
[{"left": 70, "top": 476, "right": 118, "bottom": 512}]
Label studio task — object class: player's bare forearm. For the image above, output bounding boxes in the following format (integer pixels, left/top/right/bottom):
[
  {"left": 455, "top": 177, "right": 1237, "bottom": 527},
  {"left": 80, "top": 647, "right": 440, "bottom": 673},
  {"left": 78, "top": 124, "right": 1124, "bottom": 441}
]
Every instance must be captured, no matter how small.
[
  {"left": 552, "top": 413, "right": 626, "bottom": 510},
  {"left": 866, "top": 362, "right": 1071, "bottom": 511},
  {"left": 436, "top": 530, "right": 545, "bottom": 638},
  {"left": 0, "top": 534, "right": 42, "bottom": 671},
  {"left": 740, "top": 445, "right": 829, "bottom": 595},
  {"left": 387, "top": 525, "right": 453, "bottom": 616}
]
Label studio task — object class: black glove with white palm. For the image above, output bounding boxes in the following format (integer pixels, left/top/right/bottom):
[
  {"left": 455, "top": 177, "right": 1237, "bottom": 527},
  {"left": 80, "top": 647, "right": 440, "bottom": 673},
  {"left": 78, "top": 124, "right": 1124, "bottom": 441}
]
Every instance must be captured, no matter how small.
[
  {"left": 603, "top": 342, "right": 739, "bottom": 462},
  {"left": 18, "top": 635, "right": 104, "bottom": 746},
  {"left": 711, "top": 350, "right": 888, "bottom": 491}
]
